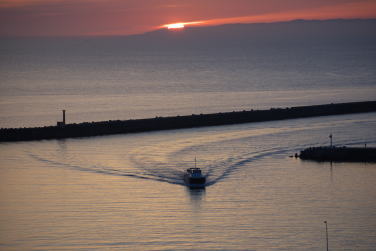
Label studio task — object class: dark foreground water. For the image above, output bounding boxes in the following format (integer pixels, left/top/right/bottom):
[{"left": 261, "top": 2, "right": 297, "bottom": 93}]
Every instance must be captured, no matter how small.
[{"left": 1, "top": 112, "right": 375, "bottom": 250}]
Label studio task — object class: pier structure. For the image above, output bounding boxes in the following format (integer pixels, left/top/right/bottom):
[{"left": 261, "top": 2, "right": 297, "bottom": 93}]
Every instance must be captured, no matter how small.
[
  {"left": 1, "top": 101, "right": 376, "bottom": 142},
  {"left": 299, "top": 146, "right": 376, "bottom": 162}
]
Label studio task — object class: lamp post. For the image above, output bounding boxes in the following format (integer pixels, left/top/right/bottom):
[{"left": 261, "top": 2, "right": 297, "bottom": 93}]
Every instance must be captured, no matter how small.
[
  {"left": 62, "top": 109, "right": 66, "bottom": 125},
  {"left": 329, "top": 134, "right": 333, "bottom": 147},
  {"left": 324, "top": 221, "right": 329, "bottom": 251}
]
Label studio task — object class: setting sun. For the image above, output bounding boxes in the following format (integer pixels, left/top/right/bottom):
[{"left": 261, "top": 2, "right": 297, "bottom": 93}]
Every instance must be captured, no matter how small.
[
  {"left": 167, "top": 23, "right": 185, "bottom": 29},
  {"left": 163, "top": 21, "right": 204, "bottom": 30}
]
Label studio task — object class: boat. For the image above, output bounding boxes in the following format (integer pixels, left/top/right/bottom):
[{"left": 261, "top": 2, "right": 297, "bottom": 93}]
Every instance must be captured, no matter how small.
[{"left": 184, "top": 158, "right": 206, "bottom": 188}]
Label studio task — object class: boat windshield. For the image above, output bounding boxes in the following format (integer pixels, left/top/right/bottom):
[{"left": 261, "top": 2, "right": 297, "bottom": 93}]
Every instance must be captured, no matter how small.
[
  {"left": 193, "top": 169, "right": 201, "bottom": 174},
  {"left": 187, "top": 168, "right": 202, "bottom": 174}
]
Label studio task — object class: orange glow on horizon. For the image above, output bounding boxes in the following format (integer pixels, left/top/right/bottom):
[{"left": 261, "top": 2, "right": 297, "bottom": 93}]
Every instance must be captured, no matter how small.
[
  {"left": 167, "top": 23, "right": 185, "bottom": 29},
  {"left": 1, "top": 0, "right": 376, "bottom": 36},
  {"left": 160, "top": 1, "right": 376, "bottom": 33},
  {"left": 162, "top": 21, "right": 203, "bottom": 30}
]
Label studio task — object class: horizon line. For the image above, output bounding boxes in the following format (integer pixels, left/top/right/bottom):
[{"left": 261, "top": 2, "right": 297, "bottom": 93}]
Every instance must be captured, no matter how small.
[{"left": 0, "top": 18, "right": 375, "bottom": 38}]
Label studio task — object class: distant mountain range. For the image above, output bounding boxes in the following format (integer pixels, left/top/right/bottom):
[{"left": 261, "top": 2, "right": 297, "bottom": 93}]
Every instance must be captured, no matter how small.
[{"left": 124, "top": 19, "right": 376, "bottom": 49}]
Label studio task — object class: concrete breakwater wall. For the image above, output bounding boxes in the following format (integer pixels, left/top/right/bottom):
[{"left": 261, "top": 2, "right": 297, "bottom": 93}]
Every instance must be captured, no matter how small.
[
  {"left": 299, "top": 146, "right": 376, "bottom": 162},
  {"left": 1, "top": 101, "right": 375, "bottom": 142}
]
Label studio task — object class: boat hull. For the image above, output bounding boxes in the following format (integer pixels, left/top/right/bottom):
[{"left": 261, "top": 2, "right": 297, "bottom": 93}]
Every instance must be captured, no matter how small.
[{"left": 184, "top": 174, "right": 206, "bottom": 188}]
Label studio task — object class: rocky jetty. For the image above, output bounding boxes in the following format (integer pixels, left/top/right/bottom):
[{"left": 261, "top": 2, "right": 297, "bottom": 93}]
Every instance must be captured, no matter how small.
[
  {"left": 299, "top": 146, "right": 376, "bottom": 162},
  {"left": 1, "top": 101, "right": 375, "bottom": 142}
]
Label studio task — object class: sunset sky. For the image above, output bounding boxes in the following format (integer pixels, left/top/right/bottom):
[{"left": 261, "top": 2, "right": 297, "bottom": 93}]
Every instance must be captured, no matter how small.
[{"left": 0, "top": 0, "right": 376, "bottom": 36}]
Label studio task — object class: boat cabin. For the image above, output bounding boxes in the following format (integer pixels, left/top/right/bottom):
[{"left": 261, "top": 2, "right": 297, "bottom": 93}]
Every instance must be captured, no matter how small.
[{"left": 186, "top": 168, "right": 202, "bottom": 176}]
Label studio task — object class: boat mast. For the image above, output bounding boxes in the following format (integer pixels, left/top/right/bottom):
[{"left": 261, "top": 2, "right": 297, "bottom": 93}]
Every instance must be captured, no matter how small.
[{"left": 195, "top": 157, "right": 197, "bottom": 168}]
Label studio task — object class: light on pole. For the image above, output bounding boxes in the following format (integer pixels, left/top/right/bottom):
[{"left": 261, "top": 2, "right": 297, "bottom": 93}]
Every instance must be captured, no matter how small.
[
  {"left": 324, "top": 221, "right": 329, "bottom": 251},
  {"left": 329, "top": 134, "right": 333, "bottom": 147}
]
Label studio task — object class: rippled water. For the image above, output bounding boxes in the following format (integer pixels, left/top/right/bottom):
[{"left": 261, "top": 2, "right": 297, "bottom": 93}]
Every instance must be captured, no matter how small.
[
  {"left": 1, "top": 112, "right": 375, "bottom": 250},
  {"left": 1, "top": 37, "right": 376, "bottom": 128},
  {"left": 1, "top": 32, "right": 376, "bottom": 250}
]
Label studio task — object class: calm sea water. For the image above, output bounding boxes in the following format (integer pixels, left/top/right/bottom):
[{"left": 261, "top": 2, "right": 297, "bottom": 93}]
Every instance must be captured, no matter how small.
[
  {"left": 0, "top": 35, "right": 376, "bottom": 250},
  {"left": 0, "top": 113, "right": 376, "bottom": 250},
  {"left": 0, "top": 37, "right": 375, "bottom": 128}
]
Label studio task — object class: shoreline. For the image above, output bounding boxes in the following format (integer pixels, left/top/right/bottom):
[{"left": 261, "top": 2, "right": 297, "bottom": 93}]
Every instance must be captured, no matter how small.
[{"left": 1, "top": 101, "right": 375, "bottom": 142}]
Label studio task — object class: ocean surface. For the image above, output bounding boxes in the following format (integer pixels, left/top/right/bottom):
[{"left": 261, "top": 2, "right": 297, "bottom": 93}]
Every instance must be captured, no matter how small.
[
  {"left": 1, "top": 31, "right": 376, "bottom": 250},
  {"left": 0, "top": 35, "right": 375, "bottom": 128},
  {"left": 1, "top": 113, "right": 376, "bottom": 250}
]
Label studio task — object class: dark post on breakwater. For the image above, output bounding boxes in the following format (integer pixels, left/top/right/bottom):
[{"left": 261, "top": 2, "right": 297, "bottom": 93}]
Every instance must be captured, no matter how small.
[
  {"left": 57, "top": 110, "right": 66, "bottom": 127},
  {"left": 1, "top": 101, "right": 375, "bottom": 142}
]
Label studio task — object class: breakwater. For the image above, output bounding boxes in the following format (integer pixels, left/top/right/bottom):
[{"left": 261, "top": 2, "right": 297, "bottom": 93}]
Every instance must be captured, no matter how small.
[
  {"left": 299, "top": 146, "right": 376, "bottom": 162},
  {"left": 1, "top": 101, "right": 375, "bottom": 142}
]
